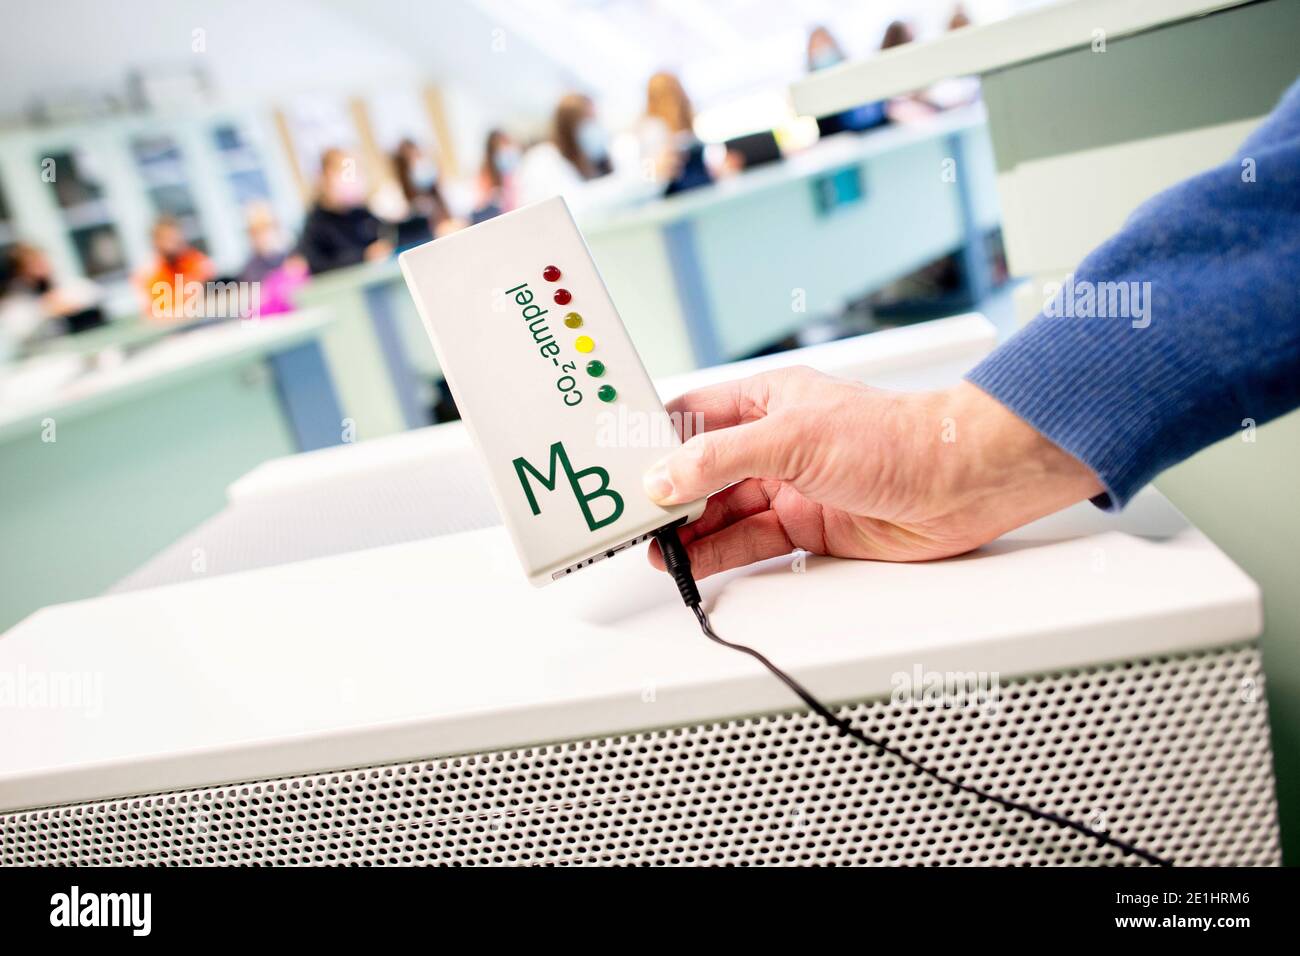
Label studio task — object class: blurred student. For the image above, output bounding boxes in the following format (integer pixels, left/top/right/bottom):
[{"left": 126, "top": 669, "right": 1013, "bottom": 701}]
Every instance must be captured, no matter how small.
[
  {"left": 805, "top": 26, "right": 886, "bottom": 136},
  {"left": 298, "top": 148, "right": 393, "bottom": 275},
  {"left": 879, "top": 20, "right": 939, "bottom": 122},
  {"left": 881, "top": 19, "right": 915, "bottom": 50},
  {"left": 472, "top": 129, "right": 521, "bottom": 222},
  {"left": 928, "top": 5, "right": 982, "bottom": 109},
  {"left": 238, "top": 203, "right": 308, "bottom": 317},
  {"left": 639, "top": 72, "right": 716, "bottom": 195},
  {"left": 387, "top": 138, "right": 463, "bottom": 238},
  {"left": 806, "top": 24, "right": 844, "bottom": 72},
  {"left": 516, "top": 93, "right": 615, "bottom": 205},
  {"left": 0, "top": 243, "right": 106, "bottom": 353},
  {"left": 137, "top": 216, "right": 214, "bottom": 321}
]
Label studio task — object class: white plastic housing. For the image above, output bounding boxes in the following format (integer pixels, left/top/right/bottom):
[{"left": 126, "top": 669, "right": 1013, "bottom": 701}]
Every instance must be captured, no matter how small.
[{"left": 400, "top": 197, "right": 705, "bottom": 585}]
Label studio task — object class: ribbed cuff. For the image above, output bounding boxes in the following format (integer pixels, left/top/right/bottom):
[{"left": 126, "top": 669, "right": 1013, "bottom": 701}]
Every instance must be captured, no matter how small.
[{"left": 965, "top": 316, "right": 1187, "bottom": 511}]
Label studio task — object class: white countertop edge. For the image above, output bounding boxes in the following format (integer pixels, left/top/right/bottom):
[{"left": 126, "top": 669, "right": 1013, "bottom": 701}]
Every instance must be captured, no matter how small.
[
  {"left": 0, "top": 308, "right": 338, "bottom": 439},
  {"left": 790, "top": 0, "right": 1251, "bottom": 117},
  {"left": 0, "top": 550, "right": 1260, "bottom": 816},
  {"left": 583, "top": 107, "right": 987, "bottom": 233}
]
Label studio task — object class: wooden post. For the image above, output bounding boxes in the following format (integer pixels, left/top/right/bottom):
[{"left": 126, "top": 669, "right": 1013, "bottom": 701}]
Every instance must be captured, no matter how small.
[{"left": 421, "top": 84, "right": 460, "bottom": 179}]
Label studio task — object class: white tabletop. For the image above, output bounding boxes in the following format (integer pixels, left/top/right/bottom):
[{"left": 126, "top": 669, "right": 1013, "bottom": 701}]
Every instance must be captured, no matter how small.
[
  {"left": 583, "top": 106, "right": 988, "bottom": 233},
  {"left": 226, "top": 314, "right": 998, "bottom": 503},
  {"left": 0, "top": 309, "right": 337, "bottom": 442},
  {"left": 0, "top": 484, "right": 1259, "bottom": 813}
]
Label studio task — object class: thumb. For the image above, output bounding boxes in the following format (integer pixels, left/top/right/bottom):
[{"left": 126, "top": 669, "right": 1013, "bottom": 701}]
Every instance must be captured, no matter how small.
[{"left": 643, "top": 417, "right": 796, "bottom": 505}]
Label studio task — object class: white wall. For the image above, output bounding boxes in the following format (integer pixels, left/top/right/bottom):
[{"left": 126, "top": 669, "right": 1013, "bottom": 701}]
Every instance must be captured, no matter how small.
[
  {"left": 0, "top": 0, "right": 579, "bottom": 178},
  {"left": 0, "top": 0, "right": 430, "bottom": 122},
  {"left": 0, "top": 0, "right": 1053, "bottom": 156}
]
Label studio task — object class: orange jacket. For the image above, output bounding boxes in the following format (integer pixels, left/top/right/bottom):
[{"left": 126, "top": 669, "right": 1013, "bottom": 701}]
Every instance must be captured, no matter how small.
[{"left": 138, "top": 249, "right": 215, "bottom": 321}]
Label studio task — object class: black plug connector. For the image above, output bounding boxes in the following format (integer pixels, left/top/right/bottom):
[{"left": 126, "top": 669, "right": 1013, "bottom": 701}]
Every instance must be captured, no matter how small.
[{"left": 653, "top": 523, "right": 701, "bottom": 608}]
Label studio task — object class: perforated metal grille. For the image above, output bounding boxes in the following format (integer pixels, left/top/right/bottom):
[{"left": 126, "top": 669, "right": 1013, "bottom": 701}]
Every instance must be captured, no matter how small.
[{"left": 2, "top": 643, "right": 1279, "bottom": 866}]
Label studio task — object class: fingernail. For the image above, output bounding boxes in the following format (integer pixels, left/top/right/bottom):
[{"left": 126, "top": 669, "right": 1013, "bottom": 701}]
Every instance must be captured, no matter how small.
[{"left": 643, "top": 462, "right": 675, "bottom": 503}]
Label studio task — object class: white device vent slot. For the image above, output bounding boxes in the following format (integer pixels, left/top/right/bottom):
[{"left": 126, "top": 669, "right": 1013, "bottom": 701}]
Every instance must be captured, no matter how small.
[
  {"left": 552, "top": 530, "right": 656, "bottom": 579},
  {"left": 1, "top": 643, "right": 1279, "bottom": 866}
]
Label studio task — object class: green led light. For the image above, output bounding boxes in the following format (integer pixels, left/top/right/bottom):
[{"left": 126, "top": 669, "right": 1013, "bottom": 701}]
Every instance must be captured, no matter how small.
[
  {"left": 564, "top": 312, "right": 583, "bottom": 329},
  {"left": 585, "top": 359, "right": 605, "bottom": 377},
  {"left": 597, "top": 385, "right": 617, "bottom": 403}
]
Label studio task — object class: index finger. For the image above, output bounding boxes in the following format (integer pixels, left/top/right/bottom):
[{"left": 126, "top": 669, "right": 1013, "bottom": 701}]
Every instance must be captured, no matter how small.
[{"left": 663, "top": 372, "right": 776, "bottom": 437}]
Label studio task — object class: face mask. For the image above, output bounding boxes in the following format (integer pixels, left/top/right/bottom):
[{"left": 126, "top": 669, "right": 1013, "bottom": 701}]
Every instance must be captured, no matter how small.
[
  {"left": 811, "top": 48, "right": 842, "bottom": 71},
  {"left": 251, "top": 227, "right": 283, "bottom": 257},
  {"left": 576, "top": 120, "right": 608, "bottom": 163},
  {"left": 334, "top": 179, "right": 365, "bottom": 207},
  {"left": 493, "top": 146, "right": 520, "bottom": 176},
  {"left": 410, "top": 160, "right": 438, "bottom": 192}
]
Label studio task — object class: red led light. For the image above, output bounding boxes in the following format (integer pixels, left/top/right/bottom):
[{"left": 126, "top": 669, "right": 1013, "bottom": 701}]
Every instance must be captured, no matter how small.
[
  {"left": 553, "top": 288, "right": 572, "bottom": 305},
  {"left": 542, "top": 265, "right": 561, "bottom": 282}
]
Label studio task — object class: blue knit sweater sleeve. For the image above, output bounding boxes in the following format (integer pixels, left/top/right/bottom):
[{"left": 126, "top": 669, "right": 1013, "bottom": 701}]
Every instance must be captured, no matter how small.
[{"left": 967, "top": 78, "right": 1300, "bottom": 510}]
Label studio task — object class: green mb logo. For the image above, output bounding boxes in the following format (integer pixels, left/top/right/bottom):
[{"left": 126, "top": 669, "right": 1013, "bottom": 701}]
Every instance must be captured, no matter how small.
[{"left": 512, "top": 441, "right": 625, "bottom": 532}]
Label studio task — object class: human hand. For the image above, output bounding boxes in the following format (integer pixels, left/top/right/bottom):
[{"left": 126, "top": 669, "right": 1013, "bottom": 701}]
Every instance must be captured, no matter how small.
[
  {"left": 433, "top": 217, "right": 467, "bottom": 238},
  {"left": 363, "top": 239, "right": 394, "bottom": 262},
  {"left": 39, "top": 289, "right": 79, "bottom": 318},
  {"left": 653, "top": 146, "right": 684, "bottom": 182},
  {"left": 645, "top": 367, "right": 1103, "bottom": 578}
]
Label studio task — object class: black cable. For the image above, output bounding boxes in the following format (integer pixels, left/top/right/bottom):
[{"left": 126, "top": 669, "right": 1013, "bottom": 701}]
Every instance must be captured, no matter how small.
[{"left": 653, "top": 525, "right": 1173, "bottom": 868}]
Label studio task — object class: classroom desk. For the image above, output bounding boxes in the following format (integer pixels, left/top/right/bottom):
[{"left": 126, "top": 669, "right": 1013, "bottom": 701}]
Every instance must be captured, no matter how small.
[
  {"left": 111, "top": 314, "right": 997, "bottom": 592},
  {"left": 583, "top": 106, "right": 999, "bottom": 374},
  {"left": 791, "top": 0, "right": 1300, "bottom": 324},
  {"left": 24, "top": 315, "right": 173, "bottom": 359},
  {"left": 0, "top": 484, "right": 1277, "bottom": 865},
  {"left": 293, "top": 260, "right": 439, "bottom": 435},
  {"left": 0, "top": 309, "right": 390, "bottom": 632}
]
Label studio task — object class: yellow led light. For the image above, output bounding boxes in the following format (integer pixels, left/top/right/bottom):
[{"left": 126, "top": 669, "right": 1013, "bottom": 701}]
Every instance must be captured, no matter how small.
[{"left": 574, "top": 335, "right": 594, "bottom": 353}]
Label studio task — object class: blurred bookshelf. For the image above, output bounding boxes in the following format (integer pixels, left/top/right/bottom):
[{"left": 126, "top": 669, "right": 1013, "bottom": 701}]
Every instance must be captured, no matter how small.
[
  {"left": 45, "top": 147, "right": 129, "bottom": 282},
  {"left": 212, "top": 123, "right": 273, "bottom": 207},
  {"left": 130, "top": 133, "right": 208, "bottom": 252},
  {"left": 0, "top": 109, "right": 304, "bottom": 313}
]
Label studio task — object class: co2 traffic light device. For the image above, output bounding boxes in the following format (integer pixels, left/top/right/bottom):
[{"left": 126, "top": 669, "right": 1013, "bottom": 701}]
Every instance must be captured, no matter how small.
[{"left": 400, "top": 197, "right": 705, "bottom": 586}]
